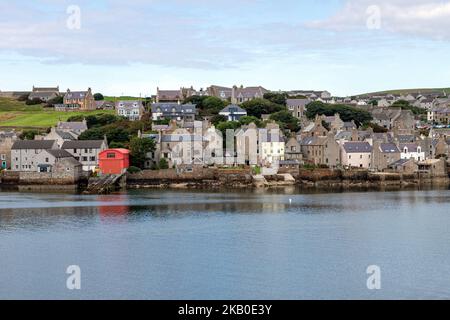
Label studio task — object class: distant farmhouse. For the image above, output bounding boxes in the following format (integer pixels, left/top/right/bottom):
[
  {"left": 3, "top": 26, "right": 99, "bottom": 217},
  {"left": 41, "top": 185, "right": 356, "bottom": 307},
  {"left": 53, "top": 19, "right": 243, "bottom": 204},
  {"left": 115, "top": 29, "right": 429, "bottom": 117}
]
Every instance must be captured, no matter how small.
[{"left": 29, "top": 86, "right": 60, "bottom": 102}]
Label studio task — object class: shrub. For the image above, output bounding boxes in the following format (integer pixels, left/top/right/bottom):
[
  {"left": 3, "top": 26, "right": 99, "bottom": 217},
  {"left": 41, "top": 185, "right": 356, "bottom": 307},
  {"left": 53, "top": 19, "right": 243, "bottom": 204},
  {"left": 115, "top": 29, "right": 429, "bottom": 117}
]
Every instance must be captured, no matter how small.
[
  {"left": 127, "top": 166, "right": 142, "bottom": 174},
  {"left": 158, "top": 158, "right": 169, "bottom": 170}
]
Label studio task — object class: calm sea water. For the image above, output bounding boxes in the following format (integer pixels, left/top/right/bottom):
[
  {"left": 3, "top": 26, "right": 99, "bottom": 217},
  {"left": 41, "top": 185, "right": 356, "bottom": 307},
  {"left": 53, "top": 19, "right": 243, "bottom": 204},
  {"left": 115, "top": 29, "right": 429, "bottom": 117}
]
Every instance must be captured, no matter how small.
[{"left": 1, "top": 188, "right": 450, "bottom": 300}]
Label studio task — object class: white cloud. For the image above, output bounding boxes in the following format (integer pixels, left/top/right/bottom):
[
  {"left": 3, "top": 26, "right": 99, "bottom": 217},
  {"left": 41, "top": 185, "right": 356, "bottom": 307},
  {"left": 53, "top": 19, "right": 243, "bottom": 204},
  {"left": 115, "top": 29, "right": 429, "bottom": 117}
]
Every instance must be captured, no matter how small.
[{"left": 308, "top": 0, "right": 450, "bottom": 40}]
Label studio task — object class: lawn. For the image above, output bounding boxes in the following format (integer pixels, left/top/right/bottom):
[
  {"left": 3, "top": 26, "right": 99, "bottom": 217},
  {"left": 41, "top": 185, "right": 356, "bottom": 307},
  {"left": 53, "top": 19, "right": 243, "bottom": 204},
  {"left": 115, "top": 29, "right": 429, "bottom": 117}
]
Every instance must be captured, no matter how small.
[{"left": 0, "top": 98, "right": 114, "bottom": 128}]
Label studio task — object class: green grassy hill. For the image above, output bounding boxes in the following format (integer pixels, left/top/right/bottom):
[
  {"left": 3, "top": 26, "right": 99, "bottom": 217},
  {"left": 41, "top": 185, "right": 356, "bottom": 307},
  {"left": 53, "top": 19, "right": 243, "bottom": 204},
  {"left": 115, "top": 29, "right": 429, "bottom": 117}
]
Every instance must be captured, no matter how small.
[
  {"left": 0, "top": 97, "right": 114, "bottom": 129},
  {"left": 359, "top": 87, "right": 450, "bottom": 97}
]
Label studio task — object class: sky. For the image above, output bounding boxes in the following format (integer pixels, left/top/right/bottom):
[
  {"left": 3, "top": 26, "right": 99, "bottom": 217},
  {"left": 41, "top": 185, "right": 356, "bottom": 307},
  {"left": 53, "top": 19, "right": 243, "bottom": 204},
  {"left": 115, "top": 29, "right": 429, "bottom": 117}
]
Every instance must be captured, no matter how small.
[{"left": 1, "top": 0, "right": 450, "bottom": 97}]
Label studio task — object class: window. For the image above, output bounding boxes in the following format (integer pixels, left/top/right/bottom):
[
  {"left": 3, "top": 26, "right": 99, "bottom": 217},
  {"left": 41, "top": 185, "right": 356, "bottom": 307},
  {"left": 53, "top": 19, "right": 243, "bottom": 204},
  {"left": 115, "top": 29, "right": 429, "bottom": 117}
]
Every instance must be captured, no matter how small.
[
  {"left": 45, "top": 158, "right": 49, "bottom": 163},
  {"left": 107, "top": 153, "right": 116, "bottom": 159},
  {"left": 90, "top": 156, "right": 96, "bottom": 161},
  {"left": 0, "top": 154, "right": 5, "bottom": 160},
  {"left": 82, "top": 157, "right": 88, "bottom": 161}
]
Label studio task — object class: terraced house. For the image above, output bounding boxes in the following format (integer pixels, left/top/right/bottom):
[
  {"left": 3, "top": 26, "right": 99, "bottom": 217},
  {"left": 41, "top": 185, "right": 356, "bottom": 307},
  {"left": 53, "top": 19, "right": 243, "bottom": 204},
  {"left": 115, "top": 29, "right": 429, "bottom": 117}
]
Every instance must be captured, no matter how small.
[
  {"left": 11, "top": 140, "right": 58, "bottom": 172},
  {"left": 61, "top": 139, "right": 108, "bottom": 172},
  {"left": 151, "top": 103, "right": 197, "bottom": 122}
]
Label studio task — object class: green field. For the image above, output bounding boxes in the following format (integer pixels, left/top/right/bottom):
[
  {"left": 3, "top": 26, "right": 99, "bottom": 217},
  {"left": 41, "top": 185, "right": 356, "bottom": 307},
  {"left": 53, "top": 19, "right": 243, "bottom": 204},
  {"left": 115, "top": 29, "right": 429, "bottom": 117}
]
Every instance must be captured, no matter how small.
[
  {"left": 360, "top": 87, "right": 450, "bottom": 97},
  {"left": 104, "top": 96, "right": 143, "bottom": 102},
  {"left": 0, "top": 98, "right": 114, "bottom": 128}
]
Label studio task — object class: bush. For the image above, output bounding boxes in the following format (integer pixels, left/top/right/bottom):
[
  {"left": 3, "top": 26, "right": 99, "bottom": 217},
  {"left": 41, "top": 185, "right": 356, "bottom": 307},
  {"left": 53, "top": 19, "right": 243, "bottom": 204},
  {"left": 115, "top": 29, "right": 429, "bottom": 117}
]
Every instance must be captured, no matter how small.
[
  {"left": 158, "top": 158, "right": 169, "bottom": 170},
  {"left": 127, "top": 166, "right": 142, "bottom": 174},
  {"left": 25, "top": 98, "right": 43, "bottom": 105},
  {"left": 17, "top": 94, "right": 30, "bottom": 101}
]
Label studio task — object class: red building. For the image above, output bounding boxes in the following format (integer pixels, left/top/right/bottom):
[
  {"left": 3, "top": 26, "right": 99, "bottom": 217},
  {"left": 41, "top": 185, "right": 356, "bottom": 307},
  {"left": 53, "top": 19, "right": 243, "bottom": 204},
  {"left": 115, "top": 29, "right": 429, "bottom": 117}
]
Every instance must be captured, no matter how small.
[{"left": 98, "top": 149, "right": 130, "bottom": 175}]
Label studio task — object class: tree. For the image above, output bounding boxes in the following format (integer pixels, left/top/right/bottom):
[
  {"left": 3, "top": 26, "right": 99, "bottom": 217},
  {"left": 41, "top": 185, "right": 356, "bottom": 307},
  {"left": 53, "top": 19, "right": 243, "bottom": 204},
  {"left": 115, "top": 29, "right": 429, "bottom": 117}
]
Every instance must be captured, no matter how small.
[
  {"left": 67, "top": 115, "right": 85, "bottom": 122},
  {"left": 25, "top": 98, "right": 43, "bottom": 105},
  {"left": 239, "top": 116, "right": 262, "bottom": 127},
  {"left": 47, "top": 96, "right": 64, "bottom": 105},
  {"left": 17, "top": 94, "right": 30, "bottom": 102},
  {"left": 270, "top": 111, "right": 300, "bottom": 132},
  {"left": 184, "top": 95, "right": 226, "bottom": 116},
  {"left": 94, "top": 93, "right": 104, "bottom": 101},
  {"left": 20, "top": 130, "right": 39, "bottom": 140},
  {"left": 263, "top": 92, "right": 288, "bottom": 106},
  {"left": 211, "top": 115, "right": 228, "bottom": 126},
  {"left": 305, "top": 101, "right": 373, "bottom": 127},
  {"left": 129, "top": 137, "right": 155, "bottom": 169},
  {"left": 202, "top": 96, "right": 226, "bottom": 115},
  {"left": 391, "top": 100, "right": 426, "bottom": 115},
  {"left": 241, "top": 99, "right": 285, "bottom": 118}
]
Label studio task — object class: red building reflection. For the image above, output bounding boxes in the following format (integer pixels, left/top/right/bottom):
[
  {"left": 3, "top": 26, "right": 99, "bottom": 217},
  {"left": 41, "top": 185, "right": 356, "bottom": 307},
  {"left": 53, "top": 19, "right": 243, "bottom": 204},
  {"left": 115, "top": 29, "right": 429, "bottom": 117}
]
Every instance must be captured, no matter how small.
[{"left": 97, "top": 194, "right": 130, "bottom": 218}]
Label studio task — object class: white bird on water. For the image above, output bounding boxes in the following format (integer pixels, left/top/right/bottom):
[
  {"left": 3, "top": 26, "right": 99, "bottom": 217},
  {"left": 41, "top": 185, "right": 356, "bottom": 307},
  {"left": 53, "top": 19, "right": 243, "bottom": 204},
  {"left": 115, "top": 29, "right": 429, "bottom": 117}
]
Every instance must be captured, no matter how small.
[{"left": 289, "top": 199, "right": 292, "bottom": 205}]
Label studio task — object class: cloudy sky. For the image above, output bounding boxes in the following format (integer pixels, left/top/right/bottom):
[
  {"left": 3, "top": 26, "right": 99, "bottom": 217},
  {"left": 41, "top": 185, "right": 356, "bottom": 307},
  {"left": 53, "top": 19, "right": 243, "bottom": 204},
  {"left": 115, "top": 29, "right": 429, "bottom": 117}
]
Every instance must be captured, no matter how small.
[{"left": 1, "top": 0, "right": 449, "bottom": 96}]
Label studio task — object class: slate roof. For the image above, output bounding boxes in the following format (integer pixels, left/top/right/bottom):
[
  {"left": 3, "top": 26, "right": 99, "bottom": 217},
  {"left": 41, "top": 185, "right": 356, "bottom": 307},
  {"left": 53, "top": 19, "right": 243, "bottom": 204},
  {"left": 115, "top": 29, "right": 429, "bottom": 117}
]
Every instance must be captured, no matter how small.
[
  {"left": 286, "top": 99, "right": 310, "bottom": 107},
  {"left": 161, "top": 134, "right": 204, "bottom": 143},
  {"left": 379, "top": 143, "right": 400, "bottom": 153},
  {"left": 399, "top": 143, "right": 421, "bottom": 153},
  {"left": 343, "top": 142, "right": 372, "bottom": 153},
  {"left": 220, "top": 105, "right": 247, "bottom": 114},
  {"left": 115, "top": 100, "right": 144, "bottom": 109},
  {"left": 45, "top": 149, "right": 74, "bottom": 159},
  {"left": 151, "top": 103, "right": 196, "bottom": 114},
  {"left": 57, "top": 121, "right": 88, "bottom": 132},
  {"left": 12, "top": 140, "right": 56, "bottom": 150},
  {"left": 65, "top": 91, "right": 88, "bottom": 100},
  {"left": 61, "top": 140, "right": 106, "bottom": 149}
]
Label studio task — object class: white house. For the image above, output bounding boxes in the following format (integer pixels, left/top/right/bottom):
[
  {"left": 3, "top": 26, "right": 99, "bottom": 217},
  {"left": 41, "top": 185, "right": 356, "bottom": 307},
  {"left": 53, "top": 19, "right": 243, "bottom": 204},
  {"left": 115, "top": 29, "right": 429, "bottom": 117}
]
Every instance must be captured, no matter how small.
[
  {"left": 219, "top": 105, "right": 247, "bottom": 121},
  {"left": 116, "top": 100, "right": 145, "bottom": 121},
  {"left": 260, "top": 129, "right": 285, "bottom": 165},
  {"left": 400, "top": 143, "right": 425, "bottom": 161}
]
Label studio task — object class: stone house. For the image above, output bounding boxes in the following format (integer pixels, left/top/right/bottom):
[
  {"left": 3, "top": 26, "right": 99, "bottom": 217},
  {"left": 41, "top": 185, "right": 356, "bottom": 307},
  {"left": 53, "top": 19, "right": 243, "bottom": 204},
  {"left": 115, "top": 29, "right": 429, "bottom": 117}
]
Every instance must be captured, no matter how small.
[
  {"left": 156, "top": 87, "right": 194, "bottom": 103},
  {"left": 0, "top": 134, "right": 17, "bottom": 170},
  {"left": 372, "top": 142, "right": 401, "bottom": 171},
  {"left": 11, "top": 140, "right": 59, "bottom": 172},
  {"left": 428, "top": 107, "right": 450, "bottom": 124},
  {"left": 389, "top": 158, "right": 418, "bottom": 174},
  {"left": 207, "top": 85, "right": 233, "bottom": 101},
  {"left": 287, "top": 99, "right": 310, "bottom": 120},
  {"left": 418, "top": 159, "right": 447, "bottom": 177},
  {"left": 285, "top": 137, "right": 303, "bottom": 162},
  {"left": 63, "top": 88, "right": 96, "bottom": 111},
  {"left": 57, "top": 120, "right": 88, "bottom": 136},
  {"left": 231, "top": 86, "right": 268, "bottom": 105},
  {"left": 36, "top": 149, "right": 77, "bottom": 173},
  {"left": 432, "top": 136, "right": 450, "bottom": 158},
  {"left": 61, "top": 139, "right": 108, "bottom": 172},
  {"left": 300, "top": 116, "right": 329, "bottom": 138},
  {"left": 300, "top": 132, "right": 340, "bottom": 167},
  {"left": 52, "top": 157, "right": 83, "bottom": 183},
  {"left": 39, "top": 127, "right": 78, "bottom": 148}
]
